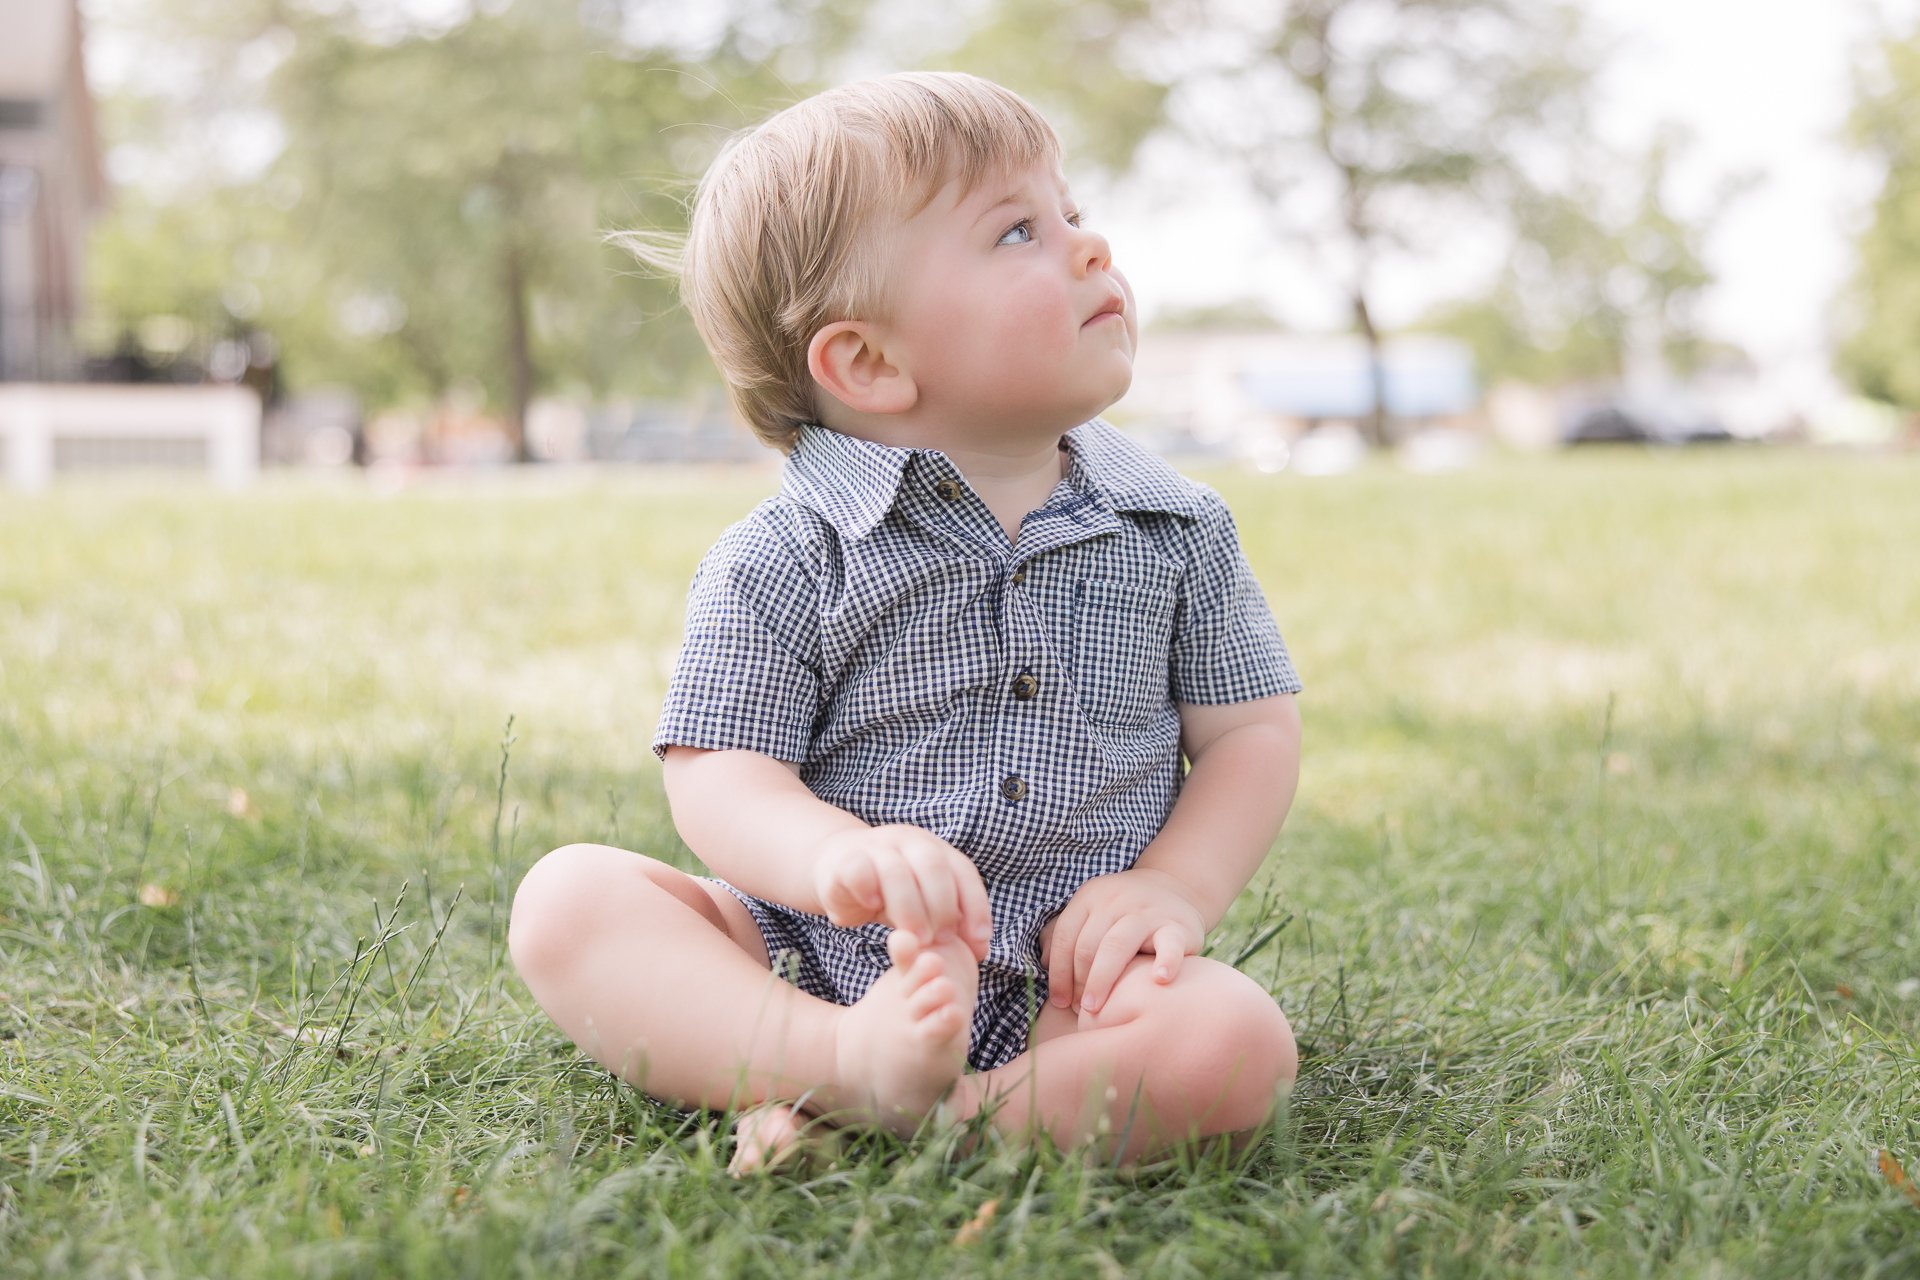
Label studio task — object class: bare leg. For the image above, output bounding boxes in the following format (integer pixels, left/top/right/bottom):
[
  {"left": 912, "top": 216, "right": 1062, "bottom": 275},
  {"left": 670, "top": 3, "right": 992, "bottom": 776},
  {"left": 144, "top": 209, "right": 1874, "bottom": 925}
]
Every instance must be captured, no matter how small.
[
  {"left": 949, "top": 955, "right": 1297, "bottom": 1163},
  {"left": 509, "top": 844, "right": 975, "bottom": 1138}
]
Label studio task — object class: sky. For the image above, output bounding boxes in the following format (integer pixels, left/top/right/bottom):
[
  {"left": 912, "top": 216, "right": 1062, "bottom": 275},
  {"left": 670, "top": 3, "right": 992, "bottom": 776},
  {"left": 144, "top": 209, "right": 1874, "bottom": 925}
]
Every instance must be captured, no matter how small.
[{"left": 1106, "top": 0, "right": 1917, "bottom": 405}]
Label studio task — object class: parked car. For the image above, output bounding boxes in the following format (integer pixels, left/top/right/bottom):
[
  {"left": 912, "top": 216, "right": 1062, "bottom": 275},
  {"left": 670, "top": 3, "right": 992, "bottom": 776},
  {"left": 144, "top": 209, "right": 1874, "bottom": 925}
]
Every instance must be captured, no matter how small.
[{"left": 1564, "top": 395, "right": 1734, "bottom": 445}]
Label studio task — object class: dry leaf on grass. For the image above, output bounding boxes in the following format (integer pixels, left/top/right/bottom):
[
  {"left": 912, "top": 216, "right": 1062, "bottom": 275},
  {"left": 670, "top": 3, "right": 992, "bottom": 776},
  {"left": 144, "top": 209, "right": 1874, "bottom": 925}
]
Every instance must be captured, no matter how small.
[
  {"left": 953, "top": 1198, "right": 999, "bottom": 1245},
  {"left": 1880, "top": 1150, "right": 1920, "bottom": 1208}
]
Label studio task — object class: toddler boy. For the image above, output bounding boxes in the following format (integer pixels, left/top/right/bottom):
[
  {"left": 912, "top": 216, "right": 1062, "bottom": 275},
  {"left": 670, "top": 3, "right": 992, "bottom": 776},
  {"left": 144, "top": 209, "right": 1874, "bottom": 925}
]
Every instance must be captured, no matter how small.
[{"left": 510, "top": 71, "right": 1302, "bottom": 1170}]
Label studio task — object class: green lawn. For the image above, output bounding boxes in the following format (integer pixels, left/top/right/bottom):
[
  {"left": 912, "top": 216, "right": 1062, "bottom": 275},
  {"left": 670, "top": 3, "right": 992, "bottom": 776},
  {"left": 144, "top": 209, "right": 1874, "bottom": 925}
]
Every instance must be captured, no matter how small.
[{"left": 3, "top": 450, "right": 1917, "bottom": 1277}]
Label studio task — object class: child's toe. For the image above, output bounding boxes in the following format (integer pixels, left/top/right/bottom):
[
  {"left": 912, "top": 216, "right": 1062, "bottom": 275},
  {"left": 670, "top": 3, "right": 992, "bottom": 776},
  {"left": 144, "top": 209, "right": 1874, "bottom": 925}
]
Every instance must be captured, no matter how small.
[
  {"left": 911, "top": 950, "right": 948, "bottom": 983},
  {"left": 727, "top": 1104, "right": 806, "bottom": 1176},
  {"left": 914, "top": 1000, "right": 963, "bottom": 1039},
  {"left": 906, "top": 976, "right": 955, "bottom": 1018},
  {"left": 886, "top": 929, "right": 924, "bottom": 968}
]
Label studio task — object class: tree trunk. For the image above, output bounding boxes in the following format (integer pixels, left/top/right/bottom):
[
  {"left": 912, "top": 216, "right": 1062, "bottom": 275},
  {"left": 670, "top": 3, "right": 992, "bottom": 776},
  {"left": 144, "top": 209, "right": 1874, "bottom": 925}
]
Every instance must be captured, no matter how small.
[
  {"left": 1353, "top": 291, "right": 1391, "bottom": 449},
  {"left": 503, "top": 243, "right": 534, "bottom": 464}
]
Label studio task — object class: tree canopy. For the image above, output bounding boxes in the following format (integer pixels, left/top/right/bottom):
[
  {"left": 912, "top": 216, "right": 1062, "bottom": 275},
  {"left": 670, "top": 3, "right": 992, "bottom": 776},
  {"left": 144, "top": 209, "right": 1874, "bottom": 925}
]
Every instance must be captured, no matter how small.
[
  {"left": 1172, "top": 0, "right": 1603, "bottom": 438},
  {"left": 84, "top": 0, "right": 1720, "bottom": 446},
  {"left": 1839, "top": 26, "right": 1920, "bottom": 409},
  {"left": 89, "top": 0, "right": 839, "bottom": 451},
  {"left": 1424, "top": 128, "right": 1734, "bottom": 388},
  {"left": 84, "top": 0, "right": 1172, "bottom": 447}
]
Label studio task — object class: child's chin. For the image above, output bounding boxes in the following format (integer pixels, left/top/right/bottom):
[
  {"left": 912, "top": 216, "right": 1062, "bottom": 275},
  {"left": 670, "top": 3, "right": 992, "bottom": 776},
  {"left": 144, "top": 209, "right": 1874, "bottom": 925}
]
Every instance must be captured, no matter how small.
[{"left": 1092, "top": 367, "right": 1135, "bottom": 410}]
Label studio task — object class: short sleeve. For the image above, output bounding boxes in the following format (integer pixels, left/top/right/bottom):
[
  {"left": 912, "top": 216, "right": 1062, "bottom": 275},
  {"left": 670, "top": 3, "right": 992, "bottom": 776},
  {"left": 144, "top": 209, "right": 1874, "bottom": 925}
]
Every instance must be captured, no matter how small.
[
  {"left": 1168, "top": 497, "right": 1302, "bottom": 705},
  {"left": 651, "top": 517, "right": 823, "bottom": 762}
]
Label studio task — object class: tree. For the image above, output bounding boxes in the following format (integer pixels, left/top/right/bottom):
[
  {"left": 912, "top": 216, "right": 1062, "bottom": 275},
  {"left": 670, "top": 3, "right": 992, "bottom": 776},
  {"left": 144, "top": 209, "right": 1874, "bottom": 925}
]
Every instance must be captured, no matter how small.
[
  {"left": 85, "top": 0, "right": 1170, "bottom": 454},
  {"left": 1173, "top": 0, "right": 1599, "bottom": 443},
  {"left": 86, "top": 0, "right": 849, "bottom": 453},
  {"left": 927, "top": 0, "right": 1169, "bottom": 173},
  {"left": 83, "top": 0, "right": 303, "bottom": 381},
  {"left": 259, "top": 0, "right": 835, "bottom": 458},
  {"left": 1423, "top": 129, "right": 1734, "bottom": 388},
  {"left": 105, "top": 1, "right": 1667, "bottom": 452},
  {"left": 1839, "top": 25, "right": 1920, "bottom": 409}
]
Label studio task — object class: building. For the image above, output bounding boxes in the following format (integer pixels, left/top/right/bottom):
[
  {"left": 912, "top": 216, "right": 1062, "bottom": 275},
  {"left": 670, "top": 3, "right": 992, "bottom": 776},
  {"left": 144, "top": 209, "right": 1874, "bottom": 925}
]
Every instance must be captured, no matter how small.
[
  {"left": 0, "top": 0, "right": 105, "bottom": 383},
  {"left": 0, "top": 5, "right": 265, "bottom": 491},
  {"left": 1111, "top": 328, "right": 1479, "bottom": 460}
]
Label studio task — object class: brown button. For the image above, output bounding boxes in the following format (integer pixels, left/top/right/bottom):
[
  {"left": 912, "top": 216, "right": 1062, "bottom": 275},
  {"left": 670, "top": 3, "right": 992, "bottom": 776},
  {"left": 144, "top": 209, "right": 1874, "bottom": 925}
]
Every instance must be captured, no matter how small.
[
  {"left": 934, "top": 479, "right": 961, "bottom": 500},
  {"left": 1010, "top": 673, "right": 1039, "bottom": 701},
  {"left": 1011, "top": 566, "right": 1027, "bottom": 584},
  {"left": 1000, "top": 775, "right": 1027, "bottom": 801}
]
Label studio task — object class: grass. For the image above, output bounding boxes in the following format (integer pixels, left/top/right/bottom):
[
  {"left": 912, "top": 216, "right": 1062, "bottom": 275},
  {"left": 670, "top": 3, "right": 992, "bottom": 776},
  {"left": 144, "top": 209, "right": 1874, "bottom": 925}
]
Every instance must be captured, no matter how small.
[{"left": 2, "top": 449, "right": 1918, "bottom": 1278}]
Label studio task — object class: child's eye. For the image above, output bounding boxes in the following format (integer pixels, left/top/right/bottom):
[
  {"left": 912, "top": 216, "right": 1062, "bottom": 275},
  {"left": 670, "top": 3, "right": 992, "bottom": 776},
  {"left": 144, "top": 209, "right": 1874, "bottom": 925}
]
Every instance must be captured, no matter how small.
[{"left": 996, "top": 220, "right": 1033, "bottom": 246}]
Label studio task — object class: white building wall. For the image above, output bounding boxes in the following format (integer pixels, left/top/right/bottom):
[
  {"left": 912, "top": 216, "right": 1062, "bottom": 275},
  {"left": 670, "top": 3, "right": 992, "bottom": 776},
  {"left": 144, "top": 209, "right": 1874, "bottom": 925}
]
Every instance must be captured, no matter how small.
[{"left": 0, "top": 384, "right": 260, "bottom": 490}]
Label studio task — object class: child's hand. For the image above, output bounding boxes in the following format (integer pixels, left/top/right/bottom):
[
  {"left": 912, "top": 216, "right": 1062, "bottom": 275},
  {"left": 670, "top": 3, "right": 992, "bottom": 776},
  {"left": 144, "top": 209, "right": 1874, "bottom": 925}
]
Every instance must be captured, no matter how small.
[
  {"left": 812, "top": 825, "right": 994, "bottom": 960},
  {"left": 1044, "top": 868, "right": 1205, "bottom": 1014}
]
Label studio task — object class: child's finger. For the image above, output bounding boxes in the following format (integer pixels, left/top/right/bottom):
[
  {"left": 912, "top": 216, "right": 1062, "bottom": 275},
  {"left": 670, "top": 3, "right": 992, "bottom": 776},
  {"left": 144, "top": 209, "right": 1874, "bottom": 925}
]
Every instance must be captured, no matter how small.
[
  {"left": 1046, "top": 906, "right": 1087, "bottom": 1008},
  {"left": 1149, "top": 925, "right": 1187, "bottom": 985},
  {"left": 1071, "top": 909, "right": 1121, "bottom": 1008},
  {"left": 949, "top": 853, "right": 994, "bottom": 958},
  {"left": 821, "top": 854, "right": 882, "bottom": 926},
  {"left": 871, "top": 852, "right": 931, "bottom": 940},
  {"left": 902, "top": 840, "right": 961, "bottom": 938},
  {"left": 1079, "top": 921, "right": 1150, "bottom": 1015}
]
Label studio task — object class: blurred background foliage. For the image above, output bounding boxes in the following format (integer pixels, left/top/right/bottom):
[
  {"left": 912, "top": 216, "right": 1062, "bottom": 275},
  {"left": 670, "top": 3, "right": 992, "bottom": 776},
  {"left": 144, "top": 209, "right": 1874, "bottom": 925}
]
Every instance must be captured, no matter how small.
[
  {"left": 1425, "top": 127, "right": 1746, "bottom": 390},
  {"left": 1840, "top": 26, "right": 1920, "bottom": 412},
  {"left": 85, "top": 0, "right": 1741, "bottom": 443}
]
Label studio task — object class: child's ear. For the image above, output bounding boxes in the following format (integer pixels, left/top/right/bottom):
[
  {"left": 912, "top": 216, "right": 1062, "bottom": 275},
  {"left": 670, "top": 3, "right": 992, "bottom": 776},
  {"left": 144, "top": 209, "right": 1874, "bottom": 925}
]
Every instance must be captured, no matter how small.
[{"left": 807, "top": 321, "right": 918, "bottom": 417}]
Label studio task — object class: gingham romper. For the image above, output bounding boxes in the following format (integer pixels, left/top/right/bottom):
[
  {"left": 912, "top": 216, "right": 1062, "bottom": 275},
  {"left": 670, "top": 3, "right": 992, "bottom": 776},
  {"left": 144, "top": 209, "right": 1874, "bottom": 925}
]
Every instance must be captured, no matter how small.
[{"left": 651, "top": 420, "right": 1301, "bottom": 1070}]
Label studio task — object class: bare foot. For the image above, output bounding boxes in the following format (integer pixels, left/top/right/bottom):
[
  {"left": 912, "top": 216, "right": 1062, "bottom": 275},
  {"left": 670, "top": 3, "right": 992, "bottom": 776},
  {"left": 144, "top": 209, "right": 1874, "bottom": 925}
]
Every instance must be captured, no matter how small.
[
  {"left": 728, "top": 1101, "right": 809, "bottom": 1176},
  {"left": 824, "top": 930, "right": 976, "bottom": 1136},
  {"left": 728, "top": 1102, "right": 849, "bottom": 1176}
]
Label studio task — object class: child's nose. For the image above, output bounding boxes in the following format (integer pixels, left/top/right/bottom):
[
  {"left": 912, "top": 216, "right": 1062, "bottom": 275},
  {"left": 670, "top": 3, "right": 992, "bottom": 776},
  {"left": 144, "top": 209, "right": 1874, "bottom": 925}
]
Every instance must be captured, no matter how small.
[{"left": 1072, "top": 225, "right": 1114, "bottom": 278}]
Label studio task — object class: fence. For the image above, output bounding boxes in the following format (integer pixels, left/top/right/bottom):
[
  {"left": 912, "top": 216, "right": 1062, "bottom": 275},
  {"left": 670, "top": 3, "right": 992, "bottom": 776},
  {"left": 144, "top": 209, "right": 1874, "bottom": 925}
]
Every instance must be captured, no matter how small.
[{"left": 0, "top": 384, "right": 260, "bottom": 491}]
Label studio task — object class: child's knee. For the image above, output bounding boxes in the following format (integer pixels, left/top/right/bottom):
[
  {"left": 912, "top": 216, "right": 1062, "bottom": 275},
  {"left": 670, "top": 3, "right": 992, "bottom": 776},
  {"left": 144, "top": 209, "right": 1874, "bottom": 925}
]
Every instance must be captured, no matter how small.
[
  {"left": 508, "top": 843, "right": 639, "bottom": 978},
  {"left": 1231, "top": 989, "right": 1297, "bottom": 1098},
  {"left": 1119, "top": 959, "right": 1296, "bottom": 1097},
  {"left": 510, "top": 845, "right": 730, "bottom": 985}
]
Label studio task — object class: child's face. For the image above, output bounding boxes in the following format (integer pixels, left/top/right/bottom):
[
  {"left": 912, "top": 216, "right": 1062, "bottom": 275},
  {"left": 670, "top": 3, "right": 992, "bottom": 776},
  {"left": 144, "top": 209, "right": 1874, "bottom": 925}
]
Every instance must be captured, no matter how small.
[{"left": 879, "top": 158, "right": 1137, "bottom": 441}]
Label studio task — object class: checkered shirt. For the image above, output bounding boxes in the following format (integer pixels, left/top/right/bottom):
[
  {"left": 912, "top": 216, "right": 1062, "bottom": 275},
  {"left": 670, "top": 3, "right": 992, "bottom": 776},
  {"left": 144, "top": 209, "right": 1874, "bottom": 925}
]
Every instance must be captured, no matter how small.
[{"left": 652, "top": 419, "right": 1301, "bottom": 1070}]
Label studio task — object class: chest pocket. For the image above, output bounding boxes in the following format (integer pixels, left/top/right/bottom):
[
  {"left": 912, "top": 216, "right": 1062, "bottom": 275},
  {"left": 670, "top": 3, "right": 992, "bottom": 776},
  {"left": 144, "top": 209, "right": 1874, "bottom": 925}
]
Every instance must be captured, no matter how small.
[{"left": 1071, "top": 579, "right": 1177, "bottom": 729}]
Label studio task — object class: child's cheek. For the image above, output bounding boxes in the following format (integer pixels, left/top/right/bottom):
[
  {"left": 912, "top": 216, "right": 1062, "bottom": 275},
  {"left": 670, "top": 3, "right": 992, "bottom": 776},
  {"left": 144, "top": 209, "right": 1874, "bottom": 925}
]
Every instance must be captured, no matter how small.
[{"left": 1000, "top": 293, "right": 1077, "bottom": 363}]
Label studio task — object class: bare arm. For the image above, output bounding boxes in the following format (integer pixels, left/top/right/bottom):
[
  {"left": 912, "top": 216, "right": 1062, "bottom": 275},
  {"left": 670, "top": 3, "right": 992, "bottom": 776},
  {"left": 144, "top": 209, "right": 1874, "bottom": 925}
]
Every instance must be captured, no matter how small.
[
  {"left": 661, "top": 747, "right": 859, "bottom": 912},
  {"left": 661, "top": 745, "right": 993, "bottom": 955},
  {"left": 1136, "top": 692, "right": 1301, "bottom": 929}
]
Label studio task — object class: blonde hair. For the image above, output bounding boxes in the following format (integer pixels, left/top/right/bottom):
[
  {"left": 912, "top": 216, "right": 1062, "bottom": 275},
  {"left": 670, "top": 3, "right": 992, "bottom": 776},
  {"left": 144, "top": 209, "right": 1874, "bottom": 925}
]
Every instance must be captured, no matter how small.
[{"left": 620, "top": 72, "right": 1061, "bottom": 452}]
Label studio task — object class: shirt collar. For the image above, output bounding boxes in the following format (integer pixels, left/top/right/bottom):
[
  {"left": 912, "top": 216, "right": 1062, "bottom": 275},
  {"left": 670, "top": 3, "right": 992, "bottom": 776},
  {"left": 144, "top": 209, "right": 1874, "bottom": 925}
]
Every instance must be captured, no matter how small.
[
  {"left": 780, "top": 419, "right": 1207, "bottom": 541},
  {"left": 1060, "top": 420, "right": 1212, "bottom": 521},
  {"left": 780, "top": 425, "right": 917, "bottom": 542}
]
